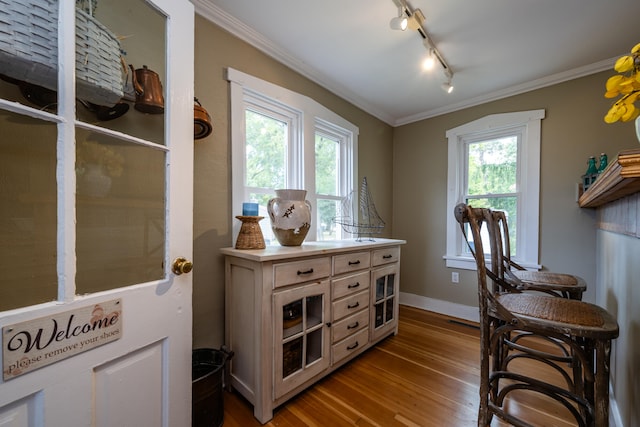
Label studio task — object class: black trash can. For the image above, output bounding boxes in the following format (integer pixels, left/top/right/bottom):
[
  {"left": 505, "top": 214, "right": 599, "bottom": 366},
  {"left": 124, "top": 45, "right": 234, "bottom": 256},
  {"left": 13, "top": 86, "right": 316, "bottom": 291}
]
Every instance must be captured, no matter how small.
[{"left": 192, "top": 348, "right": 232, "bottom": 427}]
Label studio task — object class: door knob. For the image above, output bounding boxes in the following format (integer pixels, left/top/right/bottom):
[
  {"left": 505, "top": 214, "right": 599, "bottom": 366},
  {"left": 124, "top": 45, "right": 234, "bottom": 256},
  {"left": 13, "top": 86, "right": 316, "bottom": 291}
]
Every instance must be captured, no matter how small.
[{"left": 172, "top": 257, "right": 193, "bottom": 275}]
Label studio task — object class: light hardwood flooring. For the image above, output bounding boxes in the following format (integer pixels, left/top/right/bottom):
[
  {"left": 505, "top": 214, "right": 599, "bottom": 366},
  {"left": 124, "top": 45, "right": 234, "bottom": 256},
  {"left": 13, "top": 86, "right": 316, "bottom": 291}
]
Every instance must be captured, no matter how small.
[{"left": 222, "top": 305, "right": 578, "bottom": 427}]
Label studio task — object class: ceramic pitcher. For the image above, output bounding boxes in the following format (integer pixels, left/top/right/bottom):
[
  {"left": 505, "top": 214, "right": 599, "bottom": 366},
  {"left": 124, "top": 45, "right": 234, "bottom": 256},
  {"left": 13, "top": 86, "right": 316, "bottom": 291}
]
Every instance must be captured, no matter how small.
[{"left": 267, "top": 189, "right": 312, "bottom": 246}]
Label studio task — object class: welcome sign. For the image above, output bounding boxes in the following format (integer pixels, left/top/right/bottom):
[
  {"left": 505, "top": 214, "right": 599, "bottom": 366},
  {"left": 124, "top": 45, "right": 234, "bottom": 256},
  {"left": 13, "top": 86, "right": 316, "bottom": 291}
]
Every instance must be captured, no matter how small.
[{"left": 2, "top": 299, "right": 122, "bottom": 380}]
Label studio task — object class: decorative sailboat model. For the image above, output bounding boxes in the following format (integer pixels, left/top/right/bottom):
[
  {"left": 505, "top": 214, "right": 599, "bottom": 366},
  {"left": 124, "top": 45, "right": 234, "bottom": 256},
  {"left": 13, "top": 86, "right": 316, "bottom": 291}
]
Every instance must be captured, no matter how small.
[{"left": 333, "top": 177, "right": 385, "bottom": 241}]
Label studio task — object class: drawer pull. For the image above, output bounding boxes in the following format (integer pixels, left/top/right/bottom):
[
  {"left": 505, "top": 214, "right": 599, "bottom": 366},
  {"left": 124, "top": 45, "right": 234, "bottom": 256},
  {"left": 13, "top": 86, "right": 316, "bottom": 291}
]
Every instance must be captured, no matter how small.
[
  {"left": 347, "top": 282, "right": 360, "bottom": 289},
  {"left": 347, "top": 302, "right": 360, "bottom": 309},
  {"left": 297, "top": 268, "right": 314, "bottom": 275},
  {"left": 382, "top": 254, "right": 392, "bottom": 259},
  {"left": 347, "top": 321, "right": 359, "bottom": 330},
  {"left": 348, "top": 260, "right": 361, "bottom": 265},
  {"left": 347, "top": 341, "right": 359, "bottom": 350}
]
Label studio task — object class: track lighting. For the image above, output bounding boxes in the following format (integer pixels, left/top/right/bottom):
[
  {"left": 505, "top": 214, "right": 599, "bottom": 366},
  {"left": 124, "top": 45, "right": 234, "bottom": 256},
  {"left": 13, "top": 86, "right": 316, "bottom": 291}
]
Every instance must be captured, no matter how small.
[
  {"left": 389, "top": 7, "right": 408, "bottom": 31},
  {"left": 406, "top": 9, "right": 425, "bottom": 31},
  {"left": 442, "top": 69, "right": 454, "bottom": 93},
  {"left": 391, "top": 0, "right": 454, "bottom": 94}
]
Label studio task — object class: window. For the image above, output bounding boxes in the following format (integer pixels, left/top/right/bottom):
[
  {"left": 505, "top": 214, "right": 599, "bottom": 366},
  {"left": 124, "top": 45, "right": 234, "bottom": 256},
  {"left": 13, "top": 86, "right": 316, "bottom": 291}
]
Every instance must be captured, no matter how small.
[
  {"left": 228, "top": 68, "right": 358, "bottom": 244},
  {"left": 445, "top": 110, "right": 544, "bottom": 270}
]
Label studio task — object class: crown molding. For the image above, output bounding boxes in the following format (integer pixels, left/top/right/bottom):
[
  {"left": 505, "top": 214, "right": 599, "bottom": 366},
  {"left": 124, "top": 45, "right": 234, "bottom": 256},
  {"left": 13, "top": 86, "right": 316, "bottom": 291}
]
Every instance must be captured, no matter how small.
[{"left": 394, "top": 58, "right": 615, "bottom": 126}]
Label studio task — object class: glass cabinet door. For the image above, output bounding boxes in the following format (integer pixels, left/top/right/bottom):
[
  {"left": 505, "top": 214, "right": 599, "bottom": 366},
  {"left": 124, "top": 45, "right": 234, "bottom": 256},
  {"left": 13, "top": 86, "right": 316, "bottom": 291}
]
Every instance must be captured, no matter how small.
[
  {"left": 371, "top": 264, "right": 398, "bottom": 341},
  {"left": 274, "top": 280, "right": 330, "bottom": 399}
]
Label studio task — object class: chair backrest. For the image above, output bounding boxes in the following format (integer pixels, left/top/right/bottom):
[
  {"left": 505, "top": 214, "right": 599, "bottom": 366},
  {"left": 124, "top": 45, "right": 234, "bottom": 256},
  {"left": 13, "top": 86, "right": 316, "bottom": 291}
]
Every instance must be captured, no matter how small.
[
  {"left": 453, "top": 203, "right": 496, "bottom": 297},
  {"left": 492, "top": 210, "right": 513, "bottom": 277},
  {"left": 493, "top": 210, "right": 511, "bottom": 252},
  {"left": 494, "top": 210, "right": 530, "bottom": 270},
  {"left": 454, "top": 203, "right": 521, "bottom": 322}
]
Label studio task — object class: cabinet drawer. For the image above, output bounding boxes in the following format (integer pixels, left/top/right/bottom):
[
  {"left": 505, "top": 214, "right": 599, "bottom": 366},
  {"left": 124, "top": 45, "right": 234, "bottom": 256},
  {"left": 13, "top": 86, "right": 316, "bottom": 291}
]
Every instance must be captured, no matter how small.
[
  {"left": 332, "top": 271, "right": 370, "bottom": 300},
  {"left": 372, "top": 246, "right": 400, "bottom": 266},
  {"left": 332, "top": 310, "right": 369, "bottom": 343},
  {"left": 332, "top": 327, "right": 369, "bottom": 364},
  {"left": 273, "top": 257, "right": 331, "bottom": 288},
  {"left": 333, "top": 251, "right": 371, "bottom": 275},
  {"left": 332, "top": 289, "right": 369, "bottom": 321}
]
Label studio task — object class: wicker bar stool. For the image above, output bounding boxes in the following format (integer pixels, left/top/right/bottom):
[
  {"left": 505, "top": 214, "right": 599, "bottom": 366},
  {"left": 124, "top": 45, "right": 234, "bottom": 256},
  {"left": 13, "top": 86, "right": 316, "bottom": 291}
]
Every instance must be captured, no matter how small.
[
  {"left": 493, "top": 210, "right": 586, "bottom": 300},
  {"left": 454, "top": 204, "right": 619, "bottom": 427}
]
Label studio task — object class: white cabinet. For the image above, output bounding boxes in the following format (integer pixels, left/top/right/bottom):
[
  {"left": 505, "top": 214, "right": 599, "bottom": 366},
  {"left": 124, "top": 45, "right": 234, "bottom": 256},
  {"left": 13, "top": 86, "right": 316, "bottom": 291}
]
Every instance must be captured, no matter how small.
[
  {"left": 222, "top": 239, "right": 405, "bottom": 424},
  {"left": 273, "top": 280, "right": 331, "bottom": 399}
]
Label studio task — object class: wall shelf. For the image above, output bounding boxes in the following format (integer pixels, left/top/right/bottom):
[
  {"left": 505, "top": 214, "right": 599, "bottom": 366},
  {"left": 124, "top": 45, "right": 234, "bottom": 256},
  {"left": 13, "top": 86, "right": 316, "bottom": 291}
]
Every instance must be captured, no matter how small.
[{"left": 578, "top": 148, "right": 640, "bottom": 208}]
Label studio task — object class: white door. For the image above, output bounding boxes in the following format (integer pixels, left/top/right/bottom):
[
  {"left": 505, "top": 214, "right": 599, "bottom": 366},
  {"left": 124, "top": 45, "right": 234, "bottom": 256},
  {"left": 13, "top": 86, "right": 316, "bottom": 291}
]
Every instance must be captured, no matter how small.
[{"left": 0, "top": 0, "right": 194, "bottom": 425}]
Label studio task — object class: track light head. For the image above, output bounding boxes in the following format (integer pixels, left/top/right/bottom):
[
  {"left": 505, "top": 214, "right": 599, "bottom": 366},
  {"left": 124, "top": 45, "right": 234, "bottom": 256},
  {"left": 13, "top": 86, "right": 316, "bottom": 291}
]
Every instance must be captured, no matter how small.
[
  {"left": 422, "top": 49, "right": 435, "bottom": 70},
  {"left": 442, "top": 81, "right": 454, "bottom": 94},
  {"left": 390, "top": 16, "right": 408, "bottom": 30},
  {"left": 389, "top": 6, "right": 408, "bottom": 30}
]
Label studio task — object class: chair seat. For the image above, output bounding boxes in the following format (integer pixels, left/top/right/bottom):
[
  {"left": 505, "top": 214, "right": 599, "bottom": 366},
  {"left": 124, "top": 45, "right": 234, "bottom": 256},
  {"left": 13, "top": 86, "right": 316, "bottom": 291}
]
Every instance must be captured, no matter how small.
[
  {"left": 511, "top": 270, "right": 587, "bottom": 292},
  {"left": 497, "top": 293, "right": 619, "bottom": 339}
]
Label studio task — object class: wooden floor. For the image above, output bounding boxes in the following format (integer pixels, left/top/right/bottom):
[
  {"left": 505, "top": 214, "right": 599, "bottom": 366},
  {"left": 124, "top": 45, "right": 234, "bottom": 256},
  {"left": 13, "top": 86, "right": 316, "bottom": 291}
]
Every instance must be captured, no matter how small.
[{"left": 222, "top": 305, "right": 578, "bottom": 427}]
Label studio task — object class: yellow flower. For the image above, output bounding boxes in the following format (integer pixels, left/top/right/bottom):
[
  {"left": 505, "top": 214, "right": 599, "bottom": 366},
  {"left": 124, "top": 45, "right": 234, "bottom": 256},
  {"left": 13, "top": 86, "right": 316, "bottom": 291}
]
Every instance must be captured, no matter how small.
[{"left": 604, "top": 42, "right": 640, "bottom": 123}]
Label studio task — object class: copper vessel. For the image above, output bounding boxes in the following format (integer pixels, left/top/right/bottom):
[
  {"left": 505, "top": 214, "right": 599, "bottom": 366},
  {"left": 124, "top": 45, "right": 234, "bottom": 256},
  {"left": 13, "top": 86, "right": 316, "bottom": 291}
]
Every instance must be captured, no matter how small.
[
  {"left": 194, "top": 97, "right": 213, "bottom": 139},
  {"left": 130, "top": 64, "right": 164, "bottom": 114}
]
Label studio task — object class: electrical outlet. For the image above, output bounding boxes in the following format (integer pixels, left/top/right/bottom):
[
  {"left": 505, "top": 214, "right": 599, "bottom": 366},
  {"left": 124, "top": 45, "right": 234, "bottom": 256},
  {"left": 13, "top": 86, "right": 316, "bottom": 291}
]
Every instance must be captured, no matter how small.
[{"left": 451, "top": 272, "right": 459, "bottom": 283}]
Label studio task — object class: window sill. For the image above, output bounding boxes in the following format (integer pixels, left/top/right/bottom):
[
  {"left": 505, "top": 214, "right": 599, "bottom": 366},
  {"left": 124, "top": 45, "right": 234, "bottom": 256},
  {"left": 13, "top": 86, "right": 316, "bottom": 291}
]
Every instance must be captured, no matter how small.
[{"left": 443, "top": 255, "right": 541, "bottom": 271}]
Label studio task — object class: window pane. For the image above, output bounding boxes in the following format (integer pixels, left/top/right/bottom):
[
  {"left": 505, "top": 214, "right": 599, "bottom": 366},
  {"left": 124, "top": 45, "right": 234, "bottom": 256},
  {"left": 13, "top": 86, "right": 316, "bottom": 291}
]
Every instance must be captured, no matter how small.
[
  {"left": 465, "top": 196, "right": 517, "bottom": 257},
  {"left": 315, "top": 134, "right": 339, "bottom": 196},
  {"left": 76, "top": 130, "right": 165, "bottom": 293},
  {"left": 248, "top": 191, "right": 275, "bottom": 245},
  {"left": 0, "top": 111, "right": 58, "bottom": 311},
  {"left": 0, "top": 0, "right": 58, "bottom": 112},
  {"left": 245, "top": 110, "right": 286, "bottom": 189},
  {"left": 75, "top": 0, "right": 166, "bottom": 145},
  {"left": 316, "top": 198, "right": 339, "bottom": 241},
  {"left": 467, "top": 137, "right": 517, "bottom": 196}
]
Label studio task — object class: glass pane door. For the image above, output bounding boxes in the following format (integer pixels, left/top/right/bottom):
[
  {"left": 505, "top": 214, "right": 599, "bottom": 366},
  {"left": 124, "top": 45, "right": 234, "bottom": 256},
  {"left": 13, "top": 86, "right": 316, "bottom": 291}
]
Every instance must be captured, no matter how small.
[
  {"left": 74, "top": 0, "right": 167, "bottom": 293},
  {"left": 75, "top": 0, "right": 166, "bottom": 145},
  {"left": 274, "top": 280, "right": 330, "bottom": 399},
  {"left": 0, "top": 111, "right": 58, "bottom": 311}
]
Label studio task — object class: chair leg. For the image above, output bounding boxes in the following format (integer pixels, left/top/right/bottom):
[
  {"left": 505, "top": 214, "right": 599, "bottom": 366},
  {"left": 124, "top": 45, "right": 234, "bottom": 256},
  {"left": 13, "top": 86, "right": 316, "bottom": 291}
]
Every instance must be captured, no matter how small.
[
  {"left": 594, "top": 339, "right": 613, "bottom": 426},
  {"left": 478, "top": 313, "right": 492, "bottom": 427}
]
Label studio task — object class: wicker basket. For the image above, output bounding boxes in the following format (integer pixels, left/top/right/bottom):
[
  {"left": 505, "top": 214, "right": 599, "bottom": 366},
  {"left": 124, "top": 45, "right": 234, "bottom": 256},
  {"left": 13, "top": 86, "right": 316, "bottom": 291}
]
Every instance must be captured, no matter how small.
[
  {"left": 234, "top": 216, "right": 266, "bottom": 250},
  {"left": 0, "top": 0, "right": 123, "bottom": 107}
]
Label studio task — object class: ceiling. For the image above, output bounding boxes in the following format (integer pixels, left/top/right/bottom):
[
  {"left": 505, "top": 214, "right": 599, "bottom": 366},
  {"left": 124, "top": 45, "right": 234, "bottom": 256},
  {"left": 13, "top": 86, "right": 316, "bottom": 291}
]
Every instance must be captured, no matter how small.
[{"left": 194, "top": 0, "right": 640, "bottom": 126}]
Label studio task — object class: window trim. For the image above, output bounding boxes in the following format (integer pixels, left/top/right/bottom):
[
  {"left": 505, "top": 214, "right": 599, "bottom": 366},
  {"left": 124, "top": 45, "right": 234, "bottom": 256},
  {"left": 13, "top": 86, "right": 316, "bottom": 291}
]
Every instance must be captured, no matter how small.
[
  {"left": 227, "top": 68, "right": 358, "bottom": 243},
  {"left": 444, "top": 110, "right": 544, "bottom": 270}
]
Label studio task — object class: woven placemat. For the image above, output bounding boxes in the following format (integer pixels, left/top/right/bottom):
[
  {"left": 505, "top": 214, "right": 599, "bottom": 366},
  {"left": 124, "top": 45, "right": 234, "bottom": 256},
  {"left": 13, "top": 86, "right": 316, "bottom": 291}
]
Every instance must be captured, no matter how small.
[{"left": 498, "top": 293, "right": 604, "bottom": 327}]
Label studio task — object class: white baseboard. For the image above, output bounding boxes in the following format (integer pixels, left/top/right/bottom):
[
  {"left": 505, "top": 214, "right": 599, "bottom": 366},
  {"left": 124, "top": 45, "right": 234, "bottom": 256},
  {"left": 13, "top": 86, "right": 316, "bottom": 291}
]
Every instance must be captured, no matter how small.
[
  {"left": 399, "top": 292, "right": 479, "bottom": 323},
  {"left": 399, "top": 292, "right": 624, "bottom": 427}
]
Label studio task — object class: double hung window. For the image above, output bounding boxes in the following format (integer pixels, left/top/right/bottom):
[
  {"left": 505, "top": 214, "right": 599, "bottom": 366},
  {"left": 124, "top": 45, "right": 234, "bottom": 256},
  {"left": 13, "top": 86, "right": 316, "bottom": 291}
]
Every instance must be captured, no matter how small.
[
  {"left": 228, "top": 68, "right": 358, "bottom": 244},
  {"left": 445, "top": 110, "right": 544, "bottom": 270}
]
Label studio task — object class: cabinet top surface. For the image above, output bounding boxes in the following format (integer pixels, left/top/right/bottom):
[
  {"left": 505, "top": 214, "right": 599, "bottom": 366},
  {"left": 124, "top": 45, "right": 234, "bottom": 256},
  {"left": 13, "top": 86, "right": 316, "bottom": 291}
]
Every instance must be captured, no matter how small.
[{"left": 221, "top": 238, "right": 406, "bottom": 262}]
